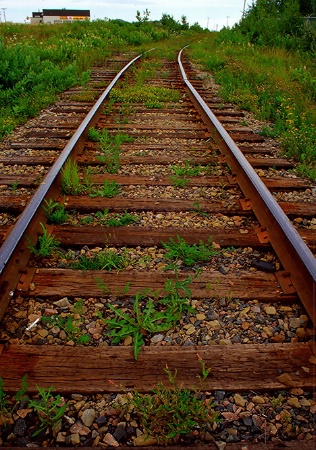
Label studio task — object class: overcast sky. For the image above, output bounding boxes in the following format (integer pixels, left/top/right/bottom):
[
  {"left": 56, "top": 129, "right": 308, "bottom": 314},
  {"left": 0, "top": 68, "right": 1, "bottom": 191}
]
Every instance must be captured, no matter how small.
[{"left": 0, "top": 0, "right": 247, "bottom": 30}]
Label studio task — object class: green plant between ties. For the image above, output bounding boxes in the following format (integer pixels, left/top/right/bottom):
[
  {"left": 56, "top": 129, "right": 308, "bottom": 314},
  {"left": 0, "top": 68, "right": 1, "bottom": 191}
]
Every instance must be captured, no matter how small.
[
  {"left": 10, "top": 180, "right": 19, "bottom": 191},
  {"left": 42, "top": 199, "right": 68, "bottom": 224},
  {"left": 87, "top": 127, "right": 102, "bottom": 142},
  {"left": 61, "top": 159, "right": 83, "bottom": 195},
  {"left": 28, "top": 386, "right": 67, "bottom": 436},
  {"left": 103, "top": 211, "right": 138, "bottom": 226},
  {"left": 89, "top": 180, "right": 121, "bottom": 198},
  {"left": 94, "top": 129, "right": 134, "bottom": 174},
  {"left": 41, "top": 311, "right": 91, "bottom": 345},
  {"left": 159, "top": 268, "right": 198, "bottom": 319},
  {"left": 162, "top": 235, "right": 219, "bottom": 266},
  {"left": 71, "top": 247, "right": 130, "bottom": 271},
  {"left": 94, "top": 209, "right": 139, "bottom": 226},
  {"left": 28, "top": 223, "right": 60, "bottom": 258},
  {"left": 117, "top": 365, "right": 219, "bottom": 444},
  {"left": 0, "top": 377, "right": 8, "bottom": 416},
  {"left": 169, "top": 175, "right": 189, "bottom": 188},
  {"left": 105, "top": 272, "right": 196, "bottom": 359},
  {"left": 106, "top": 294, "right": 173, "bottom": 360},
  {"left": 0, "top": 376, "right": 69, "bottom": 435},
  {"left": 171, "top": 162, "right": 203, "bottom": 177},
  {"left": 0, "top": 375, "right": 29, "bottom": 426}
]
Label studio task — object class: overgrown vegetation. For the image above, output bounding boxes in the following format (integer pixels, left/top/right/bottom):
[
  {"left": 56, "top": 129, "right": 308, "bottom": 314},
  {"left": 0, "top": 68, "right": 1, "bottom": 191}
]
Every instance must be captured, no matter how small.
[
  {"left": 190, "top": 0, "right": 316, "bottom": 179},
  {"left": 0, "top": 19, "right": 206, "bottom": 139},
  {"left": 110, "top": 85, "right": 180, "bottom": 108},
  {"left": 238, "top": 0, "right": 316, "bottom": 52},
  {"left": 109, "top": 56, "right": 181, "bottom": 108},
  {"left": 0, "top": 365, "right": 217, "bottom": 444}
]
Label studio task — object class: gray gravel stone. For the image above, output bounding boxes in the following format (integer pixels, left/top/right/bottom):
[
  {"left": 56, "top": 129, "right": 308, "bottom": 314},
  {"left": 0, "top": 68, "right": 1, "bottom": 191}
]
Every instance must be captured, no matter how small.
[{"left": 81, "top": 408, "right": 96, "bottom": 427}]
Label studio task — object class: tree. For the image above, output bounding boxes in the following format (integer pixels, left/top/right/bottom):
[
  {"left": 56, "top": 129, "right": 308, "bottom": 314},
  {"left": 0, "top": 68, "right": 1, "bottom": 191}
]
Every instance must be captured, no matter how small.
[
  {"left": 181, "top": 15, "right": 189, "bottom": 29},
  {"left": 136, "top": 9, "right": 150, "bottom": 22},
  {"left": 161, "top": 13, "right": 181, "bottom": 32},
  {"left": 236, "top": 0, "right": 315, "bottom": 51}
]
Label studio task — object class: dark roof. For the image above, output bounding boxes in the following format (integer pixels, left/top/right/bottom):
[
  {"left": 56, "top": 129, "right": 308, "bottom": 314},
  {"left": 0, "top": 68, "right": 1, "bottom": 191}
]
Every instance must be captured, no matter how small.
[{"left": 43, "top": 9, "right": 90, "bottom": 17}]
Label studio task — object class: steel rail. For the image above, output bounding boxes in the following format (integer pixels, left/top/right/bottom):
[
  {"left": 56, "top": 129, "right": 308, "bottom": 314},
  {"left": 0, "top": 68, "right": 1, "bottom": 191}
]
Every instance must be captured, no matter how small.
[
  {"left": 0, "top": 52, "right": 148, "bottom": 317},
  {"left": 178, "top": 47, "right": 316, "bottom": 325}
]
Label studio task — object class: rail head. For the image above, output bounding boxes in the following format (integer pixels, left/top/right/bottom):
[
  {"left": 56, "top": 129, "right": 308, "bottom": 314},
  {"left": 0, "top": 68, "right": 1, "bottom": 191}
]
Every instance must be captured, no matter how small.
[{"left": 178, "top": 47, "right": 316, "bottom": 324}]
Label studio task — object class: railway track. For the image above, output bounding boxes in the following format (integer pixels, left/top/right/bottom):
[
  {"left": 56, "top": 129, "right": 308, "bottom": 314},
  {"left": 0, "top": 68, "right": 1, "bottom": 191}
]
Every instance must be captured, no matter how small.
[{"left": 0, "top": 48, "right": 315, "bottom": 448}]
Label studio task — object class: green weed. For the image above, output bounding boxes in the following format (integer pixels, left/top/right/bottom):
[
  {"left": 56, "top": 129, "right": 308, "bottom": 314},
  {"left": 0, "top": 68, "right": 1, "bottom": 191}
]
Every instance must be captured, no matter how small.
[
  {"left": 106, "top": 273, "right": 196, "bottom": 359},
  {"left": 13, "top": 374, "right": 29, "bottom": 406},
  {"left": 42, "top": 199, "right": 68, "bottom": 224},
  {"left": 169, "top": 175, "right": 188, "bottom": 188},
  {"left": 42, "top": 304, "right": 90, "bottom": 345},
  {"left": 10, "top": 181, "right": 19, "bottom": 191},
  {"left": 0, "top": 377, "right": 68, "bottom": 434},
  {"left": 88, "top": 127, "right": 102, "bottom": 142},
  {"left": 270, "top": 394, "right": 285, "bottom": 410},
  {"left": 191, "top": 200, "right": 208, "bottom": 217},
  {"left": 103, "top": 99, "right": 115, "bottom": 116},
  {"left": 197, "top": 354, "right": 211, "bottom": 381},
  {"left": 106, "top": 294, "right": 173, "bottom": 360},
  {"left": 70, "top": 89, "right": 98, "bottom": 102},
  {"left": 0, "top": 375, "right": 29, "bottom": 425},
  {"left": 105, "top": 212, "right": 138, "bottom": 226},
  {"left": 28, "top": 223, "right": 60, "bottom": 258},
  {"left": 90, "top": 180, "right": 121, "bottom": 198},
  {"left": 95, "top": 277, "right": 131, "bottom": 297},
  {"left": 110, "top": 85, "right": 180, "bottom": 105},
  {"left": 96, "top": 130, "right": 134, "bottom": 174},
  {"left": 80, "top": 215, "right": 94, "bottom": 225},
  {"left": 95, "top": 209, "right": 138, "bottom": 226},
  {"left": 160, "top": 272, "right": 196, "bottom": 319},
  {"left": 29, "top": 386, "right": 67, "bottom": 436},
  {"left": 171, "top": 163, "right": 203, "bottom": 177},
  {"left": 119, "top": 366, "right": 219, "bottom": 444},
  {"left": 61, "top": 159, "right": 83, "bottom": 195},
  {"left": 0, "top": 377, "right": 7, "bottom": 414},
  {"left": 162, "top": 236, "right": 219, "bottom": 266},
  {"left": 71, "top": 248, "right": 129, "bottom": 271}
]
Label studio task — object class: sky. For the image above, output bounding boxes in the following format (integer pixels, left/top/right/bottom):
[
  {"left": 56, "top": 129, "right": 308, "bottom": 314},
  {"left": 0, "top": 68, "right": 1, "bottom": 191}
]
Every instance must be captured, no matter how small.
[{"left": 0, "top": 0, "right": 247, "bottom": 30}]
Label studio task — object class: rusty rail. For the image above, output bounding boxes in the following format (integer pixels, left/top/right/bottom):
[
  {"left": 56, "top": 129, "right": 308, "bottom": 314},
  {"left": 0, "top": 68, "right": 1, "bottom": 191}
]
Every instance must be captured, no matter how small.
[
  {"left": 178, "top": 47, "right": 316, "bottom": 325},
  {"left": 0, "top": 52, "right": 147, "bottom": 318}
]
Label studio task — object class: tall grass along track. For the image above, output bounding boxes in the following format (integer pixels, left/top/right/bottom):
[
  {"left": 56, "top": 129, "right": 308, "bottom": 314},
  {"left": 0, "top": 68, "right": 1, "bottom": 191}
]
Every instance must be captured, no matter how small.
[{"left": 0, "top": 49, "right": 315, "bottom": 448}]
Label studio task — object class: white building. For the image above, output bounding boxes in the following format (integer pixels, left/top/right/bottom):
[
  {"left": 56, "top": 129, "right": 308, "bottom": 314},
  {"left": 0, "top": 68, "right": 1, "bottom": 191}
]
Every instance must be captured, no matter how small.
[{"left": 30, "top": 9, "right": 90, "bottom": 24}]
